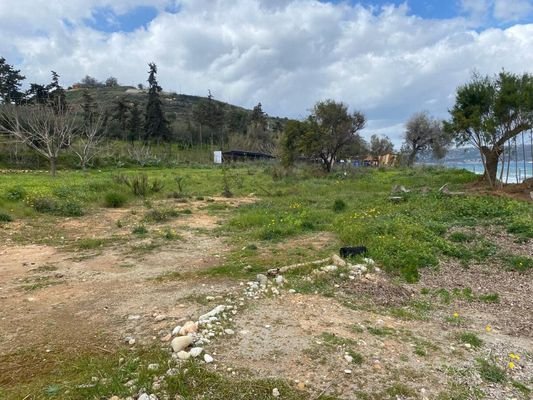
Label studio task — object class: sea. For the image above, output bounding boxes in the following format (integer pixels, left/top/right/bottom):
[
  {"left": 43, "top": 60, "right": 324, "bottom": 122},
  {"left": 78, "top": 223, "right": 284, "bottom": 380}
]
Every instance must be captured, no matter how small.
[{"left": 441, "top": 161, "right": 533, "bottom": 183}]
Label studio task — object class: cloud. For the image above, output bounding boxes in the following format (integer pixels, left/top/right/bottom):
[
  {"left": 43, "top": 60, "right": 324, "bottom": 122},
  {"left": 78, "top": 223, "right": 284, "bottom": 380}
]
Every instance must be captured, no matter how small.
[
  {"left": 460, "top": 0, "right": 533, "bottom": 23},
  {"left": 1, "top": 0, "right": 533, "bottom": 146}
]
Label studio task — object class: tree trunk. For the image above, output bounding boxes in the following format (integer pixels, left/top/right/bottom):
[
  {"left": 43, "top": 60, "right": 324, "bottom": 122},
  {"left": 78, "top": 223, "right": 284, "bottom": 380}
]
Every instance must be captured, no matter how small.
[
  {"left": 50, "top": 156, "right": 57, "bottom": 176},
  {"left": 481, "top": 146, "right": 501, "bottom": 187},
  {"left": 407, "top": 151, "right": 417, "bottom": 167}
]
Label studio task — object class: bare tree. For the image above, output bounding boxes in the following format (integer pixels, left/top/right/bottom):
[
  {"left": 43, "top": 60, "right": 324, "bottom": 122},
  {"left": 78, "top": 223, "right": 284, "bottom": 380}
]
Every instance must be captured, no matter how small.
[
  {"left": 71, "top": 107, "right": 107, "bottom": 170},
  {"left": 0, "top": 103, "right": 78, "bottom": 175}
]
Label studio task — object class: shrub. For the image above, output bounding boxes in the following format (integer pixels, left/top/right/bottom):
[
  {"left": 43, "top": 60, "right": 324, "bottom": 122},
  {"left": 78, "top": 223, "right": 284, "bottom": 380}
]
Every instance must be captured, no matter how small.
[
  {"left": 458, "top": 332, "right": 483, "bottom": 348},
  {"left": 144, "top": 208, "right": 180, "bottom": 222},
  {"left": 132, "top": 225, "right": 148, "bottom": 235},
  {"left": 104, "top": 192, "right": 128, "bottom": 208},
  {"left": 477, "top": 359, "right": 506, "bottom": 383},
  {"left": 333, "top": 199, "right": 347, "bottom": 212},
  {"left": 32, "top": 197, "right": 59, "bottom": 213},
  {"left": 0, "top": 211, "right": 13, "bottom": 222},
  {"left": 58, "top": 200, "right": 84, "bottom": 217},
  {"left": 5, "top": 186, "right": 26, "bottom": 201}
]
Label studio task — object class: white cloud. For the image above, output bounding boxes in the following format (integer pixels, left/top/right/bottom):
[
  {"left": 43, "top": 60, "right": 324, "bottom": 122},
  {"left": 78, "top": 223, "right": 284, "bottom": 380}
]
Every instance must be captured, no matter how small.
[
  {"left": 493, "top": 0, "right": 533, "bottom": 21},
  {"left": 1, "top": 0, "right": 533, "bottom": 146}
]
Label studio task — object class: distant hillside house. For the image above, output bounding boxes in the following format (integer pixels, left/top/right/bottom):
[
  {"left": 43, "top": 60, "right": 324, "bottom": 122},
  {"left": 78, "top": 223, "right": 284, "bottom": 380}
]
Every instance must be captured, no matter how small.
[{"left": 222, "top": 150, "right": 275, "bottom": 163}]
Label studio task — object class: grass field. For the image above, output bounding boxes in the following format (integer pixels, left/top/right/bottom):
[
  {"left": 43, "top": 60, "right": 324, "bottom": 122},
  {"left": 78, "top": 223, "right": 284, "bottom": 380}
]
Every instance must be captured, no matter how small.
[{"left": 1, "top": 164, "right": 532, "bottom": 399}]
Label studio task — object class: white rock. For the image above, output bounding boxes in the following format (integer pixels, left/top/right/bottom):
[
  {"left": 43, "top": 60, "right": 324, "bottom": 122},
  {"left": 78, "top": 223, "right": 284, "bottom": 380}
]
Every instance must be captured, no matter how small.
[
  {"left": 171, "top": 336, "right": 193, "bottom": 352},
  {"left": 344, "top": 355, "right": 353, "bottom": 363},
  {"left": 256, "top": 274, "right": 268, "bottom": 286},
  {"left": 363, "top": 258, "right": 375, "bottom": 266},
  {"left": 322, "top": 265, "right": 338, "bottom": 273},
  {"left": 274, "top": 275, "right": 285, "bottom": 286},
  {"left": 154, "top": 314, "right": 166, "bottom": 322},
  {"left": 224, "top": 329, "right": 235, "bottom": 335},
  {"left": 206, "top": 296, "right": 215, "bottom": 301},
  {"left": 198, "top": 305, "right": 226, "bottom": 321},
  {"left": 128, "top": 315, "right": 141, "bottom": 320},
  {"left": 331, "top": 254, "right": 347, "bottom": 267},
  {"left": 204, "top": 354, "right": 214, "bottom": 363},
  {"left": 189, "top": 347, "right": 203, "bottom": 358},
  {"left": 148, "top": 363, "right": 159, "bottom": 371},
  {"left": 272, "top": 388, "right": 280, "bottom": 397},
  {"left": 344, "top": 369, "right": 352, "bottom": 374},
  {"left": 288, "top": 289, "right": 296, "bottom": 294},
  {"left": 128, "top": 338, "right": 136, "bottom": 345},
  {"left": 177, "top": 351, "right": 191, "bottom": 360},
  {"left": 171, "top": 325, "right": 182, "bottom": 336}
]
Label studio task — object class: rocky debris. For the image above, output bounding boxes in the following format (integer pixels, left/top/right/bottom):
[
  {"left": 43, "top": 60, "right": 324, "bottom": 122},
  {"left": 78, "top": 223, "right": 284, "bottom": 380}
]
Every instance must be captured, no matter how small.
[
  {"left": 256, "top": 274, "right": 268, "bottom": 287},
  {"left": 344, "top": 354, "right": 353, "bottom": 363},
  {"left": 344, "top": 369, "right": 352, "bottom": 374},
  {"left": 274, "top": 275, "right": 285, "bottom": 286},
  {"left": 171, "top": 336, "right": 193, "bottom": 352},
  {"left": 189, "top": 347, "right": 203, "bottom": 358},
  {"left": 179, "top": 321, "right": 198, "bottom": 336},
  {"left": 224, "top": 329, "right": 235, "bottom": 335},
  {"left": 171, "top": 325, "right": 181, "bottom": 336},
  {"left": 198, "top": 305, "right": 225, "bottom": 321},
  {"left": 204, "top": 354, "right": 214, "bottom": 363},
  {"left": 267, "top": 268, "right": 280, "bottom": 276},
  {"left": 331, "top": 254, "right": 347, "bottom": 267},
  {"left": 147, "top": 363, "right": 159, "bottom": 371},
  {"left": 154, "top": 314, "right": 167, "bottom": 322},
  {"left": 272, "top": 388, "right": 280, "bottom": 397},
  {"left": 177, "top": 351, "right": 191, "bottom": 360},
  {"left": 138, "top": 394, "right": 158, "bottom": 400}
]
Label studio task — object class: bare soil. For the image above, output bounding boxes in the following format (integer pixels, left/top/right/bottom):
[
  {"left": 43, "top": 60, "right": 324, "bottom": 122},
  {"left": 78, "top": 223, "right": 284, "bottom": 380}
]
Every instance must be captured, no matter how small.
[{"left": 0, "top": 198, "right": 532, "bottom": 399}]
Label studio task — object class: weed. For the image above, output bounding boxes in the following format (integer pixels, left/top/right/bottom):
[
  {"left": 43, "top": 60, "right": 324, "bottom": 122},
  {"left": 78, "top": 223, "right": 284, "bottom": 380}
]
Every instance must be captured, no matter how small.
[
  {"left": 5, "top": 186, "right": 26, "bottom": 201},
  {"left": 144, "top": 208, "right": 180, "bottom": 223},
  {"left": 385, "top": 383, "right": 416, "bottom": 398},
  {"left": 76, "top": 238, "right": 105, "bottom": 250},
  {"left": 0, "top": 211, "right": 13, "bottom": 222},
  {"left": 478, "top": 293, "right": 500, "bottom": 303},
  {"left": 477, "top": 358, "right": 506, "bottom": 383},
  {"left": 367, "top": 326, "right": 395, "bottom": 336},
  {"left": 511, "top": 380, "right": 531, "bottom": 395},
  {"left": 505, "top": 255, "right": 533, "bottom": 272},
  {"left": 449, "top": 232, "right": 474, "bottom": 243},
  {"left": 132, "top": 225, "right": 148, "bottom": 235},
  {"left": 457, "top": 332, "right": 483, "bottom": 348},
  {"left": 332, "top": 199, "right": 347, "bottom": 212},
  {"left": 163, "top": 229, "right": 181, "bottom": 240},
  {"left": 104, "top": 191, "right": 128, "bottom": 208},
  {"left": 345, "top": 349, "right": 364, "bottom": 364}
]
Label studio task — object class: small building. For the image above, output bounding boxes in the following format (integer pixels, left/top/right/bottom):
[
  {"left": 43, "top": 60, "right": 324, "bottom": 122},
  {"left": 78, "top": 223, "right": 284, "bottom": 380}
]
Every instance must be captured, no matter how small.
[
  {"left": 378, "top": 153, "right": 398, "bottom": 167},
  {"left": 221, "top": 150, "right": 275, "bottom": 163}
]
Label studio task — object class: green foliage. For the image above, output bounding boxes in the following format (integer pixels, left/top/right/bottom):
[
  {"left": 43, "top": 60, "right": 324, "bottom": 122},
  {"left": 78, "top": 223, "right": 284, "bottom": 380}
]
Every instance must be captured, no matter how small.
[
  {"left": 505, "top": 255, "right": 533, "bottom": 272},
  {"left": 4, "top": 186, "right": 27, "bottom": 201},
  {"left": 332, "top": 199, "right": 347, "bottom": 212},
  {"left": 77, "top": 238, "right": 105, "bottom": 250},
  {"left": 31, "top": 197, "right": 84, "bottom": 216},
  {"left": 104, "top": 191, "right": 128, "bottom": 208},
  {"left": 132, "top": 225, "right": 148, "bottom": 235},
  {"left": 457, "top": 332, "right": 483, "bottom": 348},
  {"left": 0, "top": 211, "right": 13, "bottom": 222},
  {"left": 144, "top": 208, "right": 180, "bottom": 222},
  {"left": 477, "top": 358, "right": 506, "bottom": 383}
]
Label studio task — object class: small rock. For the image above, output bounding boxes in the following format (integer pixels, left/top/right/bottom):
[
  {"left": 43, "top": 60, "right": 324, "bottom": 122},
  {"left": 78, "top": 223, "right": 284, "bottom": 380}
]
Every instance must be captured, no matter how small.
[
  {"left": 297, "top": 382, "right": 306, "bottom": 391},
  {"left": 256, "top": 274, "right": 268, "bottom": 287},
  {"left": 206, "top": 296, "right": 215, "bottom": 301},
  {"left": 179, "top": 321, "right": 198, "bottom": 336},
  {"left": 274, "top": 275, "right": 285, "bottom": 286},
  {"left": 204, "top": 354, "right": 214, "bottom": 363},
  {"left": 128, "top": 315, "right": 141, "bottom": 320},
  {"left": 272, "top": 388, "right": 280, "bottom": 397},
  {"left": 177, "top": 351, "right": 190, "bottom": 360},
  {"left": 464, "top": 343, "right": 472, "bottom": 349},
  {"left": 288, "top": 289, "right": 296, "bottom": 294},
  {"left": 171, "top": 336, "right": 193, "bottom": 352},
  {"left": 331, "top": 254, "right": 347, "bottom": 267},
  {"left": 198, "top": 305, "right": 225, "bottom": 321},
  {"left": 109, "top": 396, "right": 121, "bottom": 400},
  {"left": 148, "top": 363, "right": 159, "bottom": 371},
  {"left": 154, "top": 315, "right": 167, "bottom": 322},
  {"left": 344, "top": 355, "right": 353, "bottom": 363},
  {"left": 171, "top": 325, "right": 182, "bottom": 336},
  {"left": 128, "top": 338, "right": 136, "bottom": 345},
  {"left": 224, "top": 329, "right": 235, "bottom": 335},
  {"left": 189, "top": 347, "right": 203, "bottom": 358},
  {"left": 322, "top": 265, "right": 338, "bottom": 273},
  {"left": 344, "top": 369, "right": 352, "bottom": 374},
  {"left": 161, "top": 334, "right": 172, "bottom": 342}
]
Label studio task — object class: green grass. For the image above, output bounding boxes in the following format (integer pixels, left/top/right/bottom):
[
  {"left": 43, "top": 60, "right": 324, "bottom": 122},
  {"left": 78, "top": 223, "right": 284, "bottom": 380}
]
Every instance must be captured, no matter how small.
[
  {"left": 504, "top": 255, "right": 533, "bottom": 272},
  {"left": 457, "top": 332, "right": 483, "bottom": 348},
  {"left": 477, "top": 358, "right": 507, "bottom": 383}
]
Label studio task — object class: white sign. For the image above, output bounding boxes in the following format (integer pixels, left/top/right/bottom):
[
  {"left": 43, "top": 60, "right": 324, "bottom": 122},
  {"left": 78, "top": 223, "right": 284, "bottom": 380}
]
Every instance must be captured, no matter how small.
[{"left": 213, "top": 151, "right": 222, "bottom": 164}]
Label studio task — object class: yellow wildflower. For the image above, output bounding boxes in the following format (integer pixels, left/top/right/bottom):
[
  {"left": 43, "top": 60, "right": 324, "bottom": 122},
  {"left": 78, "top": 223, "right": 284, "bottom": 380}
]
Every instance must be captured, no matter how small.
[
  {"left": 453, "top": 312, "right": 459, "bottom": 318},
  {"left": 485, "top": 325, "right": 492, "bottom": 332},
  {"left": 508, "top": 361, "right": 515, "bottom": 369}
]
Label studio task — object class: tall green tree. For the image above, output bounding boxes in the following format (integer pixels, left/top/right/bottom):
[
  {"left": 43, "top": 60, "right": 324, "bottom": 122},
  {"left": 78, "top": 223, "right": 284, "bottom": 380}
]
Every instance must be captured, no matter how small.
[
  {"left": 283, "top": 100, "right": 366, "bottom": 172},
  {"left": 402, "top": 111, "right": 451, "bottom": 166},
  {"left": 370, "top": 134, "right": 394, "bottom": 157},
  {"left": 112, "top": 97, "right": 129, "bottom": 133},
  {"left": 128, "top": 102, "right": 143, "bottom": 141},
  {"left": 192, "top": 90, "right": 225, "bottom": 145},
  {"left": 144, "top": 62, "right": 170, "bottom": 142},
  {"left": 0, "top": 57, "right": 25, "bottom": 104},
  {"left": 47, "top": 71, "right": 66, "bottom": 114},
  {"left": 445, "top": 71, "right": 533, "bottom": 186},
  {"left": 82, "top": 90, "right": 97, "bottom": 125}
]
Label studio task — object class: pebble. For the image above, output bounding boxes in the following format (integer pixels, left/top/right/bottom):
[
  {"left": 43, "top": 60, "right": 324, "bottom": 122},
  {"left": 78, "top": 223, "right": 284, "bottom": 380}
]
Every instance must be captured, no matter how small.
[
  {"left": 171, "top": 325, "right": 182, "bottom": 336},
  {"left": 199, "top": 305, "right": 226, "bottom": 321},
  {"left": 154, "top": 315, "right": 167, "bottom": 322},
  {"left": 331, "top": 254, "right": 347, "bottom": 267},
  {"left": 179, "top": 321, "right": 198, "bottom": 336},
  {"left": 128, "top": 338, "right": 136, "bottom": 345},
  {"left": 344, "top": 355, "right": 353, "bottom": 363},
  {"left": 224, "top": 329, "right": 235, "bottom": 335},
  {"left": 148, "top": 363, "right": 159, "bottom": 371},
  {"left": 204, "top": 354, "right": 214, "bottom": 363},
  {"left": 177, "top": 351, "right": 191, "bottom": 360},
  {"left": 128, "top": 315, "right": 141, "bottom": 320},
  {"left": 189, "top": 347, "right": 203, "bottom": 358},
  {"left": 160, "top": 334, "right": 171, "bottom": 342},
  {"left": 344, "top": 369, "right": 352, "bottom": 374},
  {"left": 272, "top": 388, "right": 280, "bottom": 397},
  {"left": 274, "top": 275, "right": 285, "bottom": 286},
  {"left": 256, "top": 274, "right": 268, "bottom": 286},
  {"left": 171, "top": 336, "right": 193, "bottom": 352},
  {"left": 297, "top": 382, "right": 306, "bottom": 390}
]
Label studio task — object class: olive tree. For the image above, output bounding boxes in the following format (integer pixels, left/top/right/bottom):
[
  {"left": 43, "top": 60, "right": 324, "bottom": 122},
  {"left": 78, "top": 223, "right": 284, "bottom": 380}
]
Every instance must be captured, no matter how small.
[
  {"left": 402, "top": 111, "right": 451, "bottom": 166},
  {"left": 445, "top": 71, "right": 533, "bottom": 187}
]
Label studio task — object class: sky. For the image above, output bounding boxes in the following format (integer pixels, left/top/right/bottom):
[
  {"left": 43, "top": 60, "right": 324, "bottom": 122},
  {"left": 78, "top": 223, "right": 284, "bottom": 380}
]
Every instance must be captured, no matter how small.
[{"left": 1, "top": 0, "right": 533, "bottom": 145}]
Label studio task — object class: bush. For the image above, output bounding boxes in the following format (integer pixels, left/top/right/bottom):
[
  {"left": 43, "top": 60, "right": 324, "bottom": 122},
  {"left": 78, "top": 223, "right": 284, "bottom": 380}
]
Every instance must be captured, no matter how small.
[
  {"left": 333, "top": 199, "right": 347, "bottom": 212},
  {"left": 104, "top": 192, "right": 128, "bottom": 208},
  {"left": 58, "top": 200, "right": 84, "bottom": 217},
  {"left": 0, "top": 211, "right": 13, "bottom": 222},
  {"left": 5, "top": 186, "right": 27, "bottom": 201},
  {"left": 132, "top": 225, "right": 148, "bottom": 235},
  {"left": 32, "top": 197, "right": 84, "bottom": 216},
  {"left": 144, "top": 208, "right": 180, "bottom": 223},
  {"left": 33, "top": 197, "right": 58, "bottom": 213}
]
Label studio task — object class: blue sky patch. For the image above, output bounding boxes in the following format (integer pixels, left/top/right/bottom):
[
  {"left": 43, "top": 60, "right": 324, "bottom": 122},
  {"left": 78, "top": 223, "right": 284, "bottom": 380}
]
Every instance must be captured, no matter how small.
[{"left": 85, "top": 5, "right": 158, "bottom": 33}]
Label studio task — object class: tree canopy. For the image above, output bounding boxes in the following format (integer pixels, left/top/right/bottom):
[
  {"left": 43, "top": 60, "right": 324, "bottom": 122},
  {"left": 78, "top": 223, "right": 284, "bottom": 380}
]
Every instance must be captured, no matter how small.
[
  {"left": 0, "top": 57, "right": 25, "bottom": 104},
  {"left": 445, "top": 71, "right": 533, "bottom": 186}
]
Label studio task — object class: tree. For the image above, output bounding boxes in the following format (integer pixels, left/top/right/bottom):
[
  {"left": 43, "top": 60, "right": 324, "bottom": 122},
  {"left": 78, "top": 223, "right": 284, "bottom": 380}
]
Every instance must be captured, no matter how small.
[
  {"left": 47, "top": 71, "right": 67, "bottom": 114},
  {"left": 25, "top": 83, "right": 49, "bottom": 105},
  {"left": 105, "top": 76, "right": 118, "bottom": 87},
  {"left": 72, "top": 105, "right": 107, "bottom": 170},
  {"left": 445, "top": 71, "right": 533, "bottom": 187},
  {"left": 250, "top": 102, "right": 267, "bottom": 131},
  {"left": 82, "top": 90, "right": 97, "bottom": 125},
  {"left": 402, "top": 111, "right": 451, "bottom": 166},
  {"left": 112, "top": 97, "right": 129, "bottom": 133},
  {"left": 0, "top": 103, "right": 78, "bottom": 175},
  {"left": 283, "top": 100, "right": 366, "bottom": 172},
  {"left": 144, "top": 62, "right": 170, "bottom": 142},
  {"left": 0, "top": 57, "right": 25, "bottom": 104},
  {"left": 370, "top": 134, "right": 394, "bottom": 157},
  {"left": 192, "top": 90, "right": 225, "bottom": 146},
  {"left": 280, "top": 120, "right": 306, "bottom": 167},
  {"left": 127, "top": 102, "right": 143, "bottom": 141},
  {"left": 79, "top": 75, "right": 103, "bottom": 88}
]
